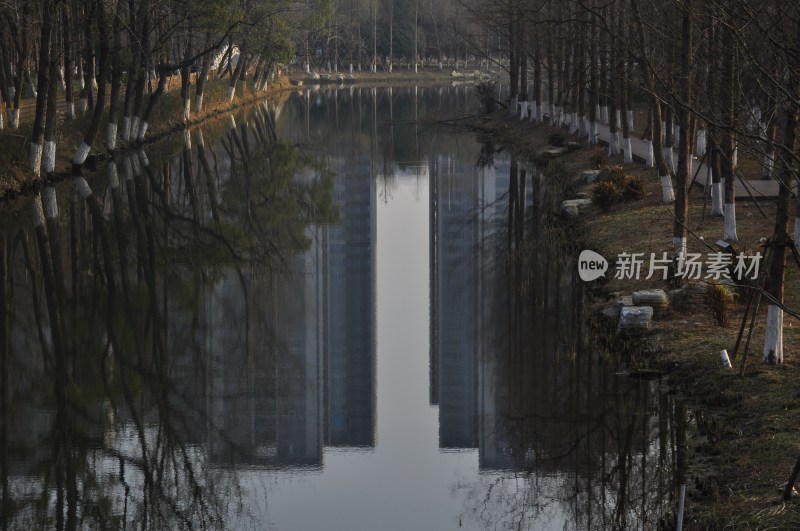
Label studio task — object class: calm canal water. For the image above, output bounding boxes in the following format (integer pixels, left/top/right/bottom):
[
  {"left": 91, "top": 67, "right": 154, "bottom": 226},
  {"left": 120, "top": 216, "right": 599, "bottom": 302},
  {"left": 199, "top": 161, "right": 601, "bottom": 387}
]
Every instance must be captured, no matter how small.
[{"left": 0, "top": 85, "right": 687, "bottom": 530}]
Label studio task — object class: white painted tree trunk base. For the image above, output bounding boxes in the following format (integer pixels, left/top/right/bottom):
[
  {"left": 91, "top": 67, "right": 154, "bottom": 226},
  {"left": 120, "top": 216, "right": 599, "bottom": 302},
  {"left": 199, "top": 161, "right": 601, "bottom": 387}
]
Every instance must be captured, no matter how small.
[
  {"left": 227, "top": 86, "right": 236, "bottom": 103},
  {"left": 696, "top": 129, "right": 706, "bottom": 157},
  {"left": 79, "top": 98, "right": 87, "bottom": 114},
  {"left": 106, "top": 123, "right": 117, "bottom": 151},
  {"left": 130, "top": 154, "right": 141, "bottom": 176},
  {"left": 627, "top": 110, "right": 634, "bottom": 132},
  {"left": 43, "top": 187, "right": 58, "bottom": 220},
  {"left": 588, "top": 121, "right": 598, "bottom": 145},
  {"left": 724, "top": 203, "right": 738, "bottom": 242},
  {"left": 645, "top": 140, "right": 654, "bottom": 167},
  {"left": 29, "top": 142, "right": 43, "bottom": 177},
  {"left": 711, "top": 181, "right": 724, "bottom": 216},
  {"left": 673, "top": 236, "right": 687, "bottom": 259},
  {"left": 660, "top": 175, "right": 675, "bottom": 203},
  {"left": 761, "top": 153, "right": 774, "bottom": 179},
  {"left": 9, "top": 109, "right": 19, "bottom": 129},
  {"left": 31, "top": 195, "right": 45, "bottom": 228},
  {"left": 569, "top": 113, "right": 578, "bottom": 134},
  {"left": 136, "top": 121, "right": 149, "bottom": 142},
  {"left": 73, "top": 141, "right": 91, "bottom": 165},
  {"left": 123, "top": 157, "right": 133, "bottom": 180},
  {"left": 608, "top": 132, "right": 621, "bottom": 156},
  {"left": 182, "top": 98, "right": 191, "bottom": 122},
  {"left": 195, "top": 94, "right": 204, "bottom": 113},
  {"left": 579, "top": 116, "right": 587, "bottom": 137},
  {"left": 138, "top": 149, "right": 149, "bottom": 168},
  {"left": 130, "top": 117, "right": 139, "bottom": 140},
  {"left": 66, "top": 102, "right": 75, "bottom": 121},
  {"left": 623, "top": 138, "right": 633, "bottom": 163},
  {"left": 74, "top": 177, "right": 93, "bottom": 199},
  {"left": 107, "top": 161, "right": 119, "bottom": 189},
  {"left": 763, "top": 305, "right": 784, "bottom": 364},
  {"left": 42, "top": 141, "right": 56, "bottom": 173}
]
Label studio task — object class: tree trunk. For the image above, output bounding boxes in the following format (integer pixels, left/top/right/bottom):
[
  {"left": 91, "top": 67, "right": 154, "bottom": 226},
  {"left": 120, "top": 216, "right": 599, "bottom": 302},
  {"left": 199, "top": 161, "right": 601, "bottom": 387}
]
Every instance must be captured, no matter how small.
[
  {"left": 106, "top": 0, "right": 123, "bottom": 150},
  {"left": 195, "top": 35, "right": 213, "bottom": 112},
  {"left": 721, "top": 23, "right": 738, "bottom": 242},
  {"left": 763, "top": 108, "right": 797, "bottom": 364},
  {"left": 763, "top": 19, "right": 799, "bottom": 364},
  {"left": 30, "top": 0, "right": 55, "bottom": 177},
  {"left": 63, "top": 3, "right": 75, "bottom": 120},
  {"left": 73, "top": 0, "right": 109, "bottom": 165},
  {"left": 673, "top": 0, "right": 692, "bottom": 258}
]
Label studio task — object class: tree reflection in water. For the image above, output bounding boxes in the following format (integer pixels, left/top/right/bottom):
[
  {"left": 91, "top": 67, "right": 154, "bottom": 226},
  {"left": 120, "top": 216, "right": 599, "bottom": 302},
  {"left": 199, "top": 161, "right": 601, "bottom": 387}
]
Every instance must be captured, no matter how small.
[
  {"left": 0, "top": 102, "right": 336, "bottom": 530},
  {"left": 453, "top": 156, "right": 687, "bottom": 530},
  {"left": 0, "top": 86, "right": 692, "bottom": 531}
]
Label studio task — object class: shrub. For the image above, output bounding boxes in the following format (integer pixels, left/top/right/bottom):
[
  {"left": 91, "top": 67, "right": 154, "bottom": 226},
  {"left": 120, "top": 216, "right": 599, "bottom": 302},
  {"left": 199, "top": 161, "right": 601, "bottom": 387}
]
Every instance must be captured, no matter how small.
[
  {"left": 622, "top": 175, "right": 644, "bottom": 201},
  {"left": 548, "top": 131, "right": 566, "bottom": 147},
  {"left": 706, "top": 283, "right": 734, "bottom": 327},
  {"left": 597, "top": 165, "right": 625, "bottom": 186},
  {"left": 590, "top": 152, "right": 608, "bottom": 168},
  {"left": 476, "top": 81, "right": 498, "bottom": 113},
  {"left": 592, "top": 180, "right": 622, "bottom": 211}
]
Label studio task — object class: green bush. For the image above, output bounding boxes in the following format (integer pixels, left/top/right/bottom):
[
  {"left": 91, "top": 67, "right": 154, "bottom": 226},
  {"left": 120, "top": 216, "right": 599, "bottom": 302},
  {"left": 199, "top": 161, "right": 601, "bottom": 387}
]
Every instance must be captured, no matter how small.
[
  {"left": 548, "top": 132, "right": 566, "bottom": 147},
  {"left": 592, "top": 180, "right": 623, "bottom": 211},
  {"left": 622, "top": 175, "right": 644, "bottom": 201}
]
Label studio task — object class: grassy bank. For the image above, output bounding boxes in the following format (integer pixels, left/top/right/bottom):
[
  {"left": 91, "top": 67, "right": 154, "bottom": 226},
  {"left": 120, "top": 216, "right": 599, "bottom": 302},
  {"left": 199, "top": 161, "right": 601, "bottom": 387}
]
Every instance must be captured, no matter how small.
[
  {"left": 0, "top": 76, "right": 292, "bottom": 202},
  {"left": 468, "top": 110, "right": 800, "bottom": 529}
]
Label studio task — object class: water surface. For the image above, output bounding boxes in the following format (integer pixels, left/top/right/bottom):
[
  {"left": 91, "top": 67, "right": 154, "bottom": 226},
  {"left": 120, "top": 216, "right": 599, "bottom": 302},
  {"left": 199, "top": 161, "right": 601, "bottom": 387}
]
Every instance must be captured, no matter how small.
[{"left": 0, "top": 85, "right": 685, "bottom": 530}]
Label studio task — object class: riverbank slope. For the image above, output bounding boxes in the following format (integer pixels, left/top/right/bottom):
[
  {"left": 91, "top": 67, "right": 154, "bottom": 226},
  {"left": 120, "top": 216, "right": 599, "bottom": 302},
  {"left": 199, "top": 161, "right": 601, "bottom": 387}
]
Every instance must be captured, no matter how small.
[{"left": 468, "top": 110, "right": 800, "bottom": 529}]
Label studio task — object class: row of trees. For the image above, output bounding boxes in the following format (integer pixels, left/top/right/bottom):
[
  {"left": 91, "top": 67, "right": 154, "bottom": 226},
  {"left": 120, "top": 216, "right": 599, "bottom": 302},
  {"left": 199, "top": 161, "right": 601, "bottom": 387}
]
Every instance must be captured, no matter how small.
[
  {"left": 301, "top": 0, "right": 478, "bottom": 74},
  {"left": 0, "top": 0, "right": 311, "bottom": 178},
  {"left": 466, "top": 0, "right": 799, "bottom": 364}
]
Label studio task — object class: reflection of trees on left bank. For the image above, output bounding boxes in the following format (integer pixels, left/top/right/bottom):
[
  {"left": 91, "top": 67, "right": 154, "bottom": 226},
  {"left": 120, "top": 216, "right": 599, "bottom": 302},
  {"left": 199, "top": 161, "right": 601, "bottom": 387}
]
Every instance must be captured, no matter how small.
[{"left": 0, "top": 102, "right": 342, "bottom": 529}]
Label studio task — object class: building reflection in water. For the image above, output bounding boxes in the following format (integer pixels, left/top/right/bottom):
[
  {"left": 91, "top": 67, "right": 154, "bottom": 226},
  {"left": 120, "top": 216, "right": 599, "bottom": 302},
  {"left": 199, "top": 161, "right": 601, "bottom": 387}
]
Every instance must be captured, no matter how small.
[{"left": 0, "top": 85, "right": 683, "bottom": 530}]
